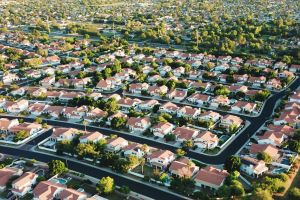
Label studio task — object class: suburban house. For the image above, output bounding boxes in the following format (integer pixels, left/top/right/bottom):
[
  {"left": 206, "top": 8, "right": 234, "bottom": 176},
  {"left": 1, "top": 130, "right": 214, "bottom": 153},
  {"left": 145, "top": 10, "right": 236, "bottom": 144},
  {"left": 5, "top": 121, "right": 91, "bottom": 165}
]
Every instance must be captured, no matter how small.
[
  {"left": 9, "top": 122, "right": 42, "bottom": 136},
  {"left": 210, "top": 96, "right": 230, "bottom": 108},
  {"left": 44, "top": 106, "right": 65, "bottom": 118},
  {"left": 138, "top": 99, "right": 160, "bottom": 111},
  {"left": 167, "top": 89, "right": 188, "bottom": 101},
  {"left": 194, "top": 166, "right": 229, "bottom": 190},
  {"left": 240, "top": 156, "right": 268, "bottom": 177},
  {"left": 95, "top": 79, "right": 115, "bottom": 91},
  {"left": 257, "top": 131, "right": 285, "bottom": 146},
  {"left": 199, "top": 111, "right": 221, "bottom": 123},
  {"left": 267, "top": 124, "right": 295, "bottom": 137},
  {"left": 12, "top": 172, "right": 38, "bottom": 197},
  {"left": 147, "top": 150, "right": 175, "bottom": 170},
  {"left": 50, "top": 128, "right": 79, "bottom": 142},
  {"left": 173, "top": 126, "right": 199, "bottom": 142},
  {"left": 187, "top": 93, "right": 210, "bottom": 105},
  {"left": 231, "top": 101, "right": 257, "bottom": 113},
  {"left": 79, "top": 131, "right": 105, "bottom": 144},
  {"left": 0, "top": 167, "right": 23, "bottom": 192},
  {"left": 126, "top": 117, "right": 151, "bottom": 133},
  {"left": 0, "top": 118, "right": 19, "bottom": 134},
  {"left": 118, "top": 97, "right": 142, "bottom": 113},
  {"left": 151, "top": 122, "right": 175, "bottom": 138},
  {"left": 58, "top": 188, "right": 87, "bottom": 200},
  {"left": 106, "top": 112, "right": 128, "bottom": 126},
  {"left": 219, "top": 115, "right": 243, "bottom": 131},
  {"left": 84, "top": 108, "right": 107, "bottom": 122},
  {"left": 122, "top": 143, "right": 148, "bottom": 158},
  {"left": 128, "top": 83, "right": 149, "bottom": 94},
  {"left": 148, "top": 85, "right": 169, "bottom": 97},
  {"left": 159, "top": 102, "right": 179, "bottom": 115},
  {"left": 106, "top": 137, "right": 128, "bottom": 152},
  {"left": 249, "top": 144, "right": 281, "bottom": 161},
  {"left": 177, "top": 106, "right": 201, "bottom": 119},
  {"left": 194, "top": 131, "right": 219, "bottom": 149},
  {"left": 248, "top": 76, "right": 266, "bottom": 87},
  {"left": 169, "top": 157, "right": 199, "bottom": 178},
  {"left": 33, "top": 181, "right": 66, "bottom": 200},
  {"left": 4, "top": 100, "right": 29, "bottom": 113}
]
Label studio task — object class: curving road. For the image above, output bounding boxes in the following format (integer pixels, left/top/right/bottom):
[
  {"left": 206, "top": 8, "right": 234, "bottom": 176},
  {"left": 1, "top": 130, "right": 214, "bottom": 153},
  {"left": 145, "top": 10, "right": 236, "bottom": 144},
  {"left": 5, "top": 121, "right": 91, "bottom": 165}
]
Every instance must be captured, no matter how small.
[
  {"left": 0, "top": 146, "right": 188, "bottom": 200},
  {"left": 0, "top": 78, "right": 299, "bottom": 165}
]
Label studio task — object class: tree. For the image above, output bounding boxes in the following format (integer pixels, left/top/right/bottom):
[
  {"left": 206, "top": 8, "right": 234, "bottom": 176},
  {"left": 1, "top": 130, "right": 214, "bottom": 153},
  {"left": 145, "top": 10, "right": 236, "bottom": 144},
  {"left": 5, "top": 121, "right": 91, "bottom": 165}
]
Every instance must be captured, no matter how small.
[
  {"left": 175, "top": 149, "right": 186, "bottom": 158},
  {"left": 140, "top": 158, "right": 145, "bottom": 174},
  {"left": 164, "top": 133, "right": 176, "bottom": 142},
  {"left": 224, "top": 156, "right": 241, "bottom": 173},
  {"left": 251, "top": 188, "right": 273, "bottom": 200},
  {"left": 34, "top": 117, "right": 43, "bottom": 124},
  {"left": 289, "top": 187, "right": 300, "bottom": 200},
  {"left": 119, "top": 185, "right": 131, "bottom": 194},
  {"left": 182, "top": 140, "right": 194, "bottom": 150},
  {"left": 48, "top": 160, "right": 68, "bottom": 176},
  {"left": 13, "top": 130, "right": 29, "bottom": 142},
  {"left": 111, "top": 117, "right": 127, "bottom": 130},
  {"left": 97, "top": 176, "right": 114, "bottom": 195},
  {"left": 170, "top": 177, "right": 195, "bottom": 196},
  {"left": 257, "top": 152, "right": 272, "bottom": 163},
  {"left": 288, "top": 140, "right": 300, "bottom": 153}
]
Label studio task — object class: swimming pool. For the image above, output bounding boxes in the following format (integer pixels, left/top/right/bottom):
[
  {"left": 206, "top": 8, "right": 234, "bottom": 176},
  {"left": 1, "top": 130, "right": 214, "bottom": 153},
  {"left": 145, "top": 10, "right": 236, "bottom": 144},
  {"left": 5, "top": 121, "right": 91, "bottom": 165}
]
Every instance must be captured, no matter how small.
[
  {"left": 272, "top": 168, "right": 287, "bottom": 174},
  {"left": 50, "top": 178, "right": 68, "bottom": 185}
]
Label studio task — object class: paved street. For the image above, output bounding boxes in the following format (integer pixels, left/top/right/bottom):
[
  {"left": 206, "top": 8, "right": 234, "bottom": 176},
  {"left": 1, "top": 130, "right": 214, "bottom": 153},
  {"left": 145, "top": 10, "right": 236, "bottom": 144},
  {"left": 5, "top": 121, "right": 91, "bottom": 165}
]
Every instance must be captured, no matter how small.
[{"left": 0, "top": 146, "right": 189, "bottom": 200}]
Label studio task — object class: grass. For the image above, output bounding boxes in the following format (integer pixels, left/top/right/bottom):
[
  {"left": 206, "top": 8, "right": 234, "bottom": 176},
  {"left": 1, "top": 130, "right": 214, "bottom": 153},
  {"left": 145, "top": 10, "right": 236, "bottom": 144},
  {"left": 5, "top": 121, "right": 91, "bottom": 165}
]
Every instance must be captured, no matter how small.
[
  {"left": 203, "top": 147, "right": 220, "bottom": 155},
  {"left": 132, "top": 165, "right": 154, "bottom": 177}
]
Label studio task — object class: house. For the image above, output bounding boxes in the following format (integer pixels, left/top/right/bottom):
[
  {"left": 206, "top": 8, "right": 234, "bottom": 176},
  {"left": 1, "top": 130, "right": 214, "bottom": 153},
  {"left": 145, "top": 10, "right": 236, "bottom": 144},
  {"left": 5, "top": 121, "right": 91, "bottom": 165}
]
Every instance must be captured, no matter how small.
[
  {"left": 265, "top": 78, "right": 282, "bottom": 90},
  {"left": 126, "top": 117, "right": 151, "bottom": 133},
  {"left": 159, "top": 65, "right": 172, "bottom": 76},
  {"left": 63, "top": 107, "right": 82, "bottom": 119},
  {"left": 219, "top": 115, "right": 243, "bottom": 131},
  {"left": 240, "top": 156, "right": 268, "bottom": 177},
  {"left": 10, "top": 87, "right": 26, "bottom": 96},
  {"left": 159, "top": 102, "right": 179, "bottom": 115},
  {"left": 173, "top": 67, "right": 185, "bottom": 77},
  {"left": 58, "top": 188, "right": 87, "bottom": 200},
  {"left": 228, "top": 85, "right": 248, "bottom": 94},
  {"left": 106, "top": 137, "right": 128, "bottom": 152},
  {"left": 122, "top": 143, "right": 148, "bottom": 158},
  {"left": 257, "top": 131, "right": 285, "bottom": 146},
  {"left": 95, "top": 80, "right": 114, "bottom": 91},
  {"left": 289, "top": 91, "right": 300, "bottom": 103},
  {"left": 151, "top": 122, "right": 175, "bottom": 138},
  {"left": 231, "top": 101, "right": 257, "bottom": 113},
  {"left": 88, "top": 92, "right": 103, "bottom": 101},
  {"left": 173, "top": 126, "right": 199, "bottom": 142},
  {"left": 233, "top": 74, "right": 249, "bottom": 83},
  {"left": 194, "top": 166, "right": 229, "bottom": 190},
  {"left": 85, "top": 108, "right": 107, "bottom": 122},
  {"left": 214, "top": 64, "right": 229, "bottom": 72},
  {"left": 278, "top": 70, "right": 294, "bottom": 79},
  {"left": 0, "top": 167, "right": 23, "bottom": 192},
  {"left": 249, "top": 144, "right": 281, "bottom": 161},
  {"left": 167, "top": 89, "right": 187, "bottom": 101},
  {"left": 148, "top": 85, "right": 169, "bottom": 97},
  {"left": 79, "top": 131, "right": 105, "bottom": 144},
  {"left": 248, "top": 76, "right": 266, "bottom": 87},
  {"left": 106, "top": 112, "right": 128, "bottom": 126},
  {"left": 3, "top": 73, "right": 19, "bottom": 85},
  {"left": 147, "top": 150, "right": 175, "bottom": 170},
  {"left": 138, "top": 99, "right": 160, "bottom": 111},
  {"left": 60, "top": 92, "right": 85, "bottom": 102},
  {"left": 0, "top": 118, "right": 19, "bottom": 134},
  {"left": 46, "top": 91, "right": 63, "bottom": 100},
  {"left": 273, "top": 62, "right": 288, "bottom": 70},
  {"left": 9, "top": 122, "right": 42, "bottom": 136},
  {"left": 12, "top": 172, "right": 38, "bottom": 197},
  {"left": 50, "top": 128, "right": 79, "bottom": 142},
  {"left": 189, "top": 82, "right": 211, "bottom": 91},
  {"left": 273, "top": 108, "right": 300, "bottom": 127},
  {"left": 267, "top": 124, "right": 295, "bottom": 137},
  {"left": 194, "top": 131, "right": 219, "bottom": 149},
  {"left": 169, "top": 157, "right": 199, "bottom": 178},
  {"left": 177, "top": 106, "right": 201, "bottom": 119},
  {"left": 30, "top": 87, "right": 47, "bottom": 98},
  {"left": 128, "top": 83, "right": 149, "bottom": 94},
  {"left": 148, "top": 74, "right": 162, "bottom": 83},
  {"left": 187, "top": 93, "right": 210, "bottom": 105},
  {"left": 33, "top": 181, "right": 66, "bottom": 200},
  {"left": 44, "top": 106, "right": 65, "bottom": 118},
  {"left": 4, "top": 100, "right": 29, "bottom": 113},
  {"left": 210, "top": 96, "right": 230, "bottom": 107},
  {"left": 199, "top": 111, "right": 221, "bottom": 123},
  {"left": 289, "top": 64, "right": 300, "bottom": 73},
  {"left": 118, "top": 98, "right": 142, "bottom": 113}
]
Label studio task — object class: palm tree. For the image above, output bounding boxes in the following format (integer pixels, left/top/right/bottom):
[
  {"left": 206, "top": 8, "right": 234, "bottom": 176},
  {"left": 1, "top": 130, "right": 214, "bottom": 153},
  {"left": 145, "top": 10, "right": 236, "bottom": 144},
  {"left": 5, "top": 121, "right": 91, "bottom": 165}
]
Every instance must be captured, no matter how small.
[
  {"left": 83, "top": 120, "right": 88, "bottom": 133},
  {"left": 140, "top": 158, "right": 145, "bottom": 174}
]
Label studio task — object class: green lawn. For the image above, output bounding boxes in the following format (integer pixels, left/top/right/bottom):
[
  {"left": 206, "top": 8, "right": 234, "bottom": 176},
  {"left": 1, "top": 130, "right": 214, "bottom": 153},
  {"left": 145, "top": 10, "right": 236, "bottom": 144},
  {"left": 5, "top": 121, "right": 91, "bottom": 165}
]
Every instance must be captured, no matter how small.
[{"left": 132, "top": 165, "right": 154, "bottom": 177}]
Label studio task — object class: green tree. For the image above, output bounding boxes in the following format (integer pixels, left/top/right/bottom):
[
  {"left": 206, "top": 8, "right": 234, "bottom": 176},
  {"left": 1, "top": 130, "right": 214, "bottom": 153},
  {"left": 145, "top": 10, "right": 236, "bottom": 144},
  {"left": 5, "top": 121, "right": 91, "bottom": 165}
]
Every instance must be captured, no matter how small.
[
  {"left": 97, "top": 176, "right": 115, "bottom": 195},
  {"left": 257, "top": 152, "right": 272, "bottom": 163},
  {"left": 175, "top": 149, "right": 186, "bottom": 158},
  {"left": 289, "top": 187, "right": 300, "bottom": 200},
  {"left": 48, "top": 160, "right": 68, "bottom": 176},
  {"left": 251, "top": 188, "right": 273, "bottom": 200},
  {"left": 111, "top": 117, "right": 127, "bottom": 130},
  {"left": 170, "top": 177, "right": 195, "bottom": 196},
  {"left": 224, "top": 156, "right": 241, "bottom": 173}
]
